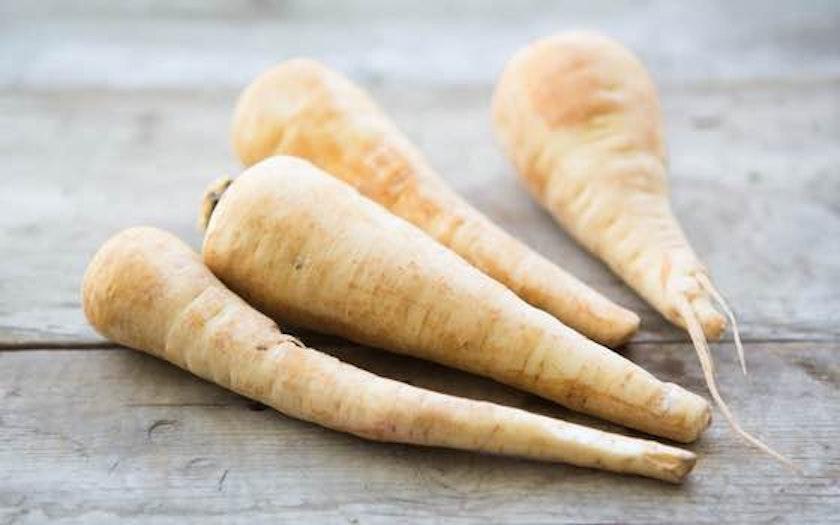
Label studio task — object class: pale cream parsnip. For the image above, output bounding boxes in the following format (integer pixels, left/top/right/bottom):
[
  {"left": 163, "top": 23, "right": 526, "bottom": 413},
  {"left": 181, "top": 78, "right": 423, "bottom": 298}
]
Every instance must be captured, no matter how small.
[
  {"left": 200, "top": 156, "right": 711, "bottom": 443},
  {"left": 492, "top": 31, "right": 790, "bottom": 465},
  {"left": 230, "top": 59, "right": 639, "bottom": 348},
  {"left": 82, "top": 226, "right": 697, "bottom": 483}
]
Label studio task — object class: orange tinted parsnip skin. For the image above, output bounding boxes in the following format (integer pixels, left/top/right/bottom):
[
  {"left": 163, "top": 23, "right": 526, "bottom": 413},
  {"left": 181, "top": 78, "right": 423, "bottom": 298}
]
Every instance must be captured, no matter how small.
[
  {"left": 493, "top": 32, "right": 791, "bottom": 465},
  {"left": 82, "top": 226, "right": 697, "bottom": 483},
  {"left": 201, "top": 157, "right": 711, "bottom": 443},
  {"left": 230, "top": 58, "right": 639, "bottom": 348},
  {"left": 492, "top": 31, "right": 725, "bottom": 339}
]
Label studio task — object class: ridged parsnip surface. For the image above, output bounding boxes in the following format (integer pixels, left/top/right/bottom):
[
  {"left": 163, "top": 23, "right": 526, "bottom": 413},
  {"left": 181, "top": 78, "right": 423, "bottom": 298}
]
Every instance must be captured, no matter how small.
[
  {"left": 82, "top": 226, "right": 697, "bottom": 482},
  {"left": 201, "top": 157, "right": 711, "bottom": 443},
  {"left": 230, "top": 59, "right": 639, "bottom": 347}
]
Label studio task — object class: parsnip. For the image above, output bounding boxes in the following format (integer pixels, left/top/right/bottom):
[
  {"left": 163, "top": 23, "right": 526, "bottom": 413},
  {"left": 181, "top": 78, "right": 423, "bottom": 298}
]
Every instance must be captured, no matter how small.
[
  {"left": 81, "top": 226, "right": 697, "bottom": 482},
  {"left": 492, "top": 31, "right": 788, "bottom": 463},
  {"left": 200, "top": 156, "right": 711, "bottom": 443},
  {"left": 229, "top": 58, "right": 639, "bottom": 347}
]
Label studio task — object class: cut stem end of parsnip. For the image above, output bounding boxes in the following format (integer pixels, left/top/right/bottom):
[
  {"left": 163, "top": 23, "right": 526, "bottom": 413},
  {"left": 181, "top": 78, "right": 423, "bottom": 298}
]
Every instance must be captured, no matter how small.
[{"left": 198, "top": 176, "right": 234, "bottom": 232}]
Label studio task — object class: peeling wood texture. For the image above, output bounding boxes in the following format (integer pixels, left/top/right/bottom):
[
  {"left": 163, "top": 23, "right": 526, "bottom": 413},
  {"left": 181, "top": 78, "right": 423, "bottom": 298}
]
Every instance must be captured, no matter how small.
[{"left": 0, "top": 0, "right": 838, "bottom": 523}]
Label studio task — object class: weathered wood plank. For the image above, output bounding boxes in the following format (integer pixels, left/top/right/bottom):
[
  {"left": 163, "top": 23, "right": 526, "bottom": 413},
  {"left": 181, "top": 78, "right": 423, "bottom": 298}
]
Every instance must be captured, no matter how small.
[
  {"left": 1, "top": 80, "right": 838, "bottom": 345},
  {"left": 2, "top": 1, "right": 839, "bottom": 91},
  {"left": 0, "top": 341, "right": 837, "bottom": 524},
  {"left": 1, "top": 2, "right": 837, "bottom": 523}
]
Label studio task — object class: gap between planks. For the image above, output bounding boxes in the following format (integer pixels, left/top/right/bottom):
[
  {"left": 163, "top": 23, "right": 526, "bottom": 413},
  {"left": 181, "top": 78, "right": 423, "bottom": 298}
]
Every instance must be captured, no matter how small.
[
  {"left": 0, "top": 337, "right": 834, "bottom": 352},
  {"left": 0, "top": 73, "right": 837, "bottom": 98}
]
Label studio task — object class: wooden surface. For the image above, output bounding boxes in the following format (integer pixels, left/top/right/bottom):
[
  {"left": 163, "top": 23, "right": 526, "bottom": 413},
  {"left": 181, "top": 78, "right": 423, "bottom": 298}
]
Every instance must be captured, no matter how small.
[{"left": 1, "top": 1, "right": 838, "bottom": 523}]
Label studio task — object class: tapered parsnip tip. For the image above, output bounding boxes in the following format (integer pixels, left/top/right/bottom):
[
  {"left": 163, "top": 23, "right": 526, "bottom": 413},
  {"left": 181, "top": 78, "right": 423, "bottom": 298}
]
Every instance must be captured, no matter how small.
[
  {"left": 647, "top": 445, "right": 698, "bottom": 484},
  {"left": 691, "top": 296, "right": 727, "bottom": 341},
  {"left": 608, "top": 308, "right": 641, "bottom": 347},
  {"left": 199, "top": 176, "right": 234, "bottom": 232},
  {"left": 659, "top": 382, "right": 712, "bottom": 443},
  {"left": 573, "top": 425, "right": 698, "bottom": 482},
  {"left": 691, "top": 398, "right": 714, "bottom": 440}
]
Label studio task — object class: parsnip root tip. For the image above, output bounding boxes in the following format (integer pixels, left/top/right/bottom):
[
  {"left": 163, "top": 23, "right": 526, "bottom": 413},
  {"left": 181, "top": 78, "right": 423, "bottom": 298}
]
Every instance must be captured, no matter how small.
[
  {"left": 677, "top": 296, "right": 795, "bottom": 469},
  {"left": 697, "top": 273, "right": 748, "bottom": 375},
  {"left": 651, "top": 447, "right": 697, "bottom": 484}
]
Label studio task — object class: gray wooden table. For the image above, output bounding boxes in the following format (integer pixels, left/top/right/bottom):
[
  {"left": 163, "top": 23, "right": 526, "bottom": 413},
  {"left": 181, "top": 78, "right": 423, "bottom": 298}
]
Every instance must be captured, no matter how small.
[{"left": 1, "top": 1, "right": 838, "bottom": 523}]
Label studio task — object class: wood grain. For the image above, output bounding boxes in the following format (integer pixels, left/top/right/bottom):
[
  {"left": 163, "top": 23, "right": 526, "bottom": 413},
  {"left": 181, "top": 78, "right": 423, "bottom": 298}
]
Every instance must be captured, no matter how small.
[
  {"left": 0, "top": 341, "right": 837, "bottom": 524},
  {"left": 1, "top": 0, "right": 838, "bottom": 522},
  {"left": 1, "top": 80, "right": 838, "bottom": 346},
  {"left": 3, "top": 1, "right": 838, "bottom": 90}
]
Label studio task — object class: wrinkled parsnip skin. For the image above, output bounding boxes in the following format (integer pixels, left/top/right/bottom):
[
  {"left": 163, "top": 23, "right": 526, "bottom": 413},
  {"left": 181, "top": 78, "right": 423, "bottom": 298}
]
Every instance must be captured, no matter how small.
[
  {"left": 492, "top": 32, "right": 726, "bottom": 339},
  {"left": 201, "top": 157, "right": 710, "bottom": 443},
  {"left": 230, "top": 58, "right": 639, "bottom": 348},
  {"left": 82, "top": 227, "right": 697, "bottom": 483},
  {"left": 491, "top": 34, "right": 799, "bottom": 465}
]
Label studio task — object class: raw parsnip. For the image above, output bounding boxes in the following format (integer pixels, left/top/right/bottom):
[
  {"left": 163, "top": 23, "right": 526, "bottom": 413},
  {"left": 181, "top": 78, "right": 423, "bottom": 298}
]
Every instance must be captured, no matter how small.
[
  {"left": 81, "top": 226, "right": 697, "bottom": 483},
  {"left": 492, "top": 31, "right": 788, "bottom": 463},
  {"left": 200, "top": 156, "right": 711, "bottom": 443},
  {"left": 230, "top": 58, "right": 639, "bottom": 347}
]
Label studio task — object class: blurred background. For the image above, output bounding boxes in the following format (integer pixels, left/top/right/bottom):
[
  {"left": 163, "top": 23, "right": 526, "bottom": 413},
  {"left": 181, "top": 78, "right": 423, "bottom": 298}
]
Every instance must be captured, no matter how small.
[{"left": 4, "top": 1, "right": 839, "bottom": 88}]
